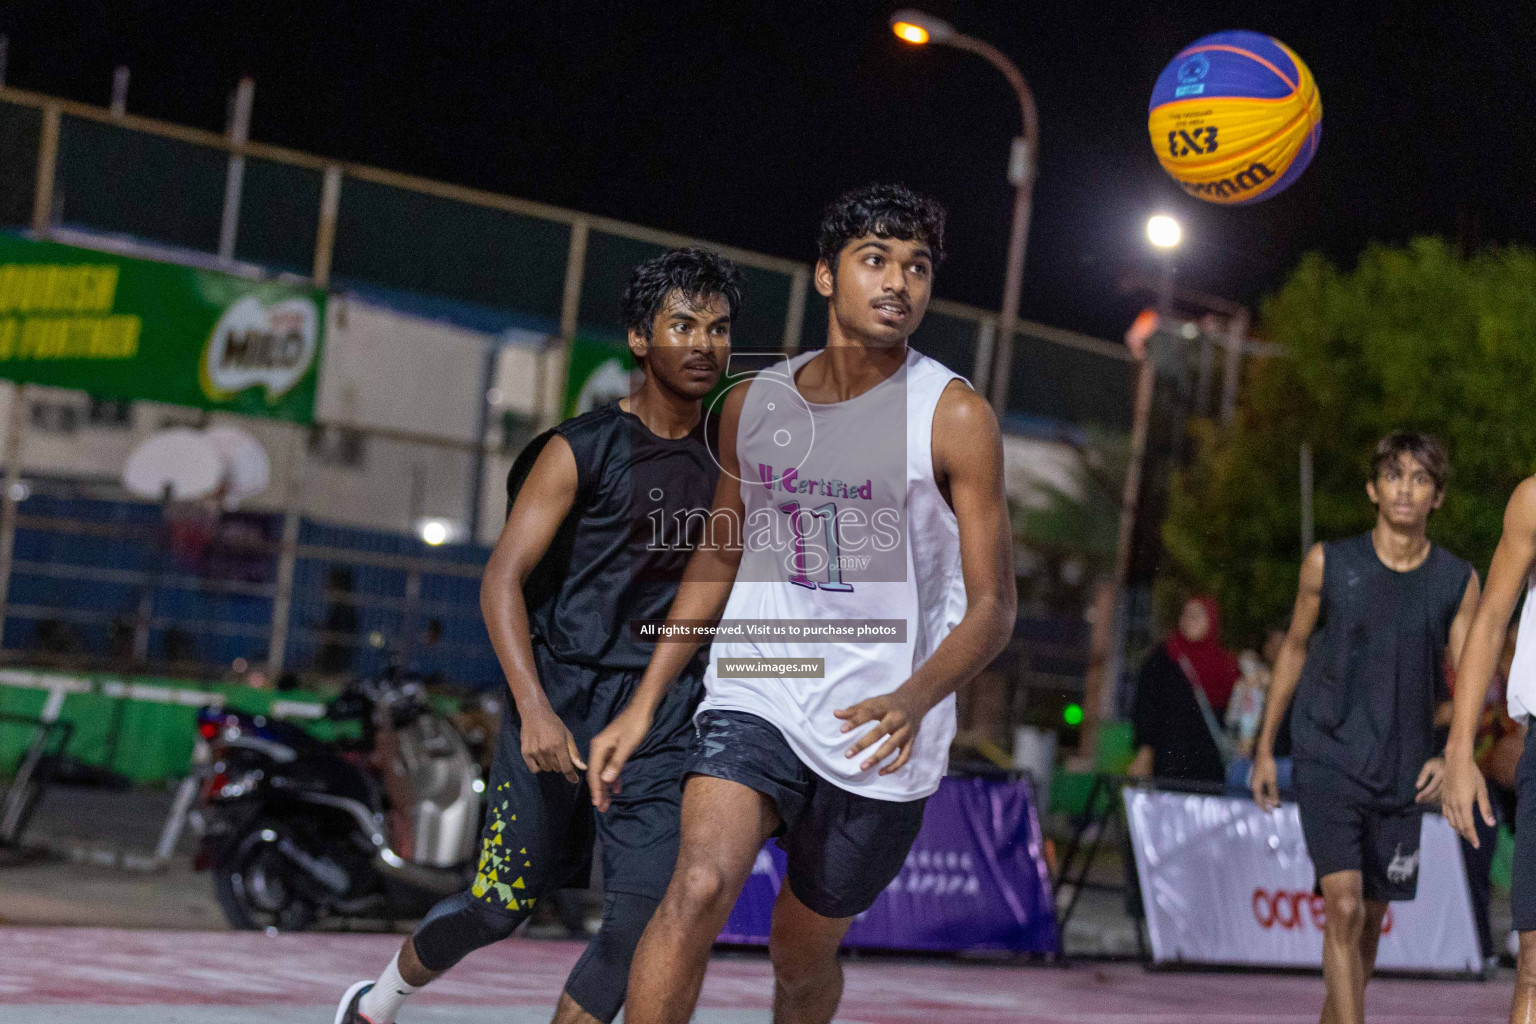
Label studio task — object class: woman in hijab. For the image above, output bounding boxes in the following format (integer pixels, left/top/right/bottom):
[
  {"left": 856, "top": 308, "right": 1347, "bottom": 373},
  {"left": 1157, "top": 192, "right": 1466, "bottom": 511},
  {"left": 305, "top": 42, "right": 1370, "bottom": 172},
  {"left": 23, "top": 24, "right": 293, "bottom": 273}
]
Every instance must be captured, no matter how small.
[{"left": 1128, "top": 595, "right": 1241, "bottom": 783}]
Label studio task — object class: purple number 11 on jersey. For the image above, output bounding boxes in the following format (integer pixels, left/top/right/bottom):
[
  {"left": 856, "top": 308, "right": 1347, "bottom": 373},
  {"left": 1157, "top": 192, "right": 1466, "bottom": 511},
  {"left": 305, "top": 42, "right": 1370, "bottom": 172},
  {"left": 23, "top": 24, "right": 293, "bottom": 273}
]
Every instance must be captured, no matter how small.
[{"left": 779, "top": 501, "right": 855, "bottom": 592}]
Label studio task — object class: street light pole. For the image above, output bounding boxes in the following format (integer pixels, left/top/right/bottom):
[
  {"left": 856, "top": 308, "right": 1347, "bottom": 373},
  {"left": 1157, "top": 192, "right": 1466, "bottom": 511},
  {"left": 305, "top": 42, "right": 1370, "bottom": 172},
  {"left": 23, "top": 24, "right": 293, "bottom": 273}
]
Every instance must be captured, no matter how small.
[
  {"left": 1076, "top": 215, "right": 1181, "bottom": 763},
  {"left": 891, "top": 11, "right": 1038, "bottom": 415}
]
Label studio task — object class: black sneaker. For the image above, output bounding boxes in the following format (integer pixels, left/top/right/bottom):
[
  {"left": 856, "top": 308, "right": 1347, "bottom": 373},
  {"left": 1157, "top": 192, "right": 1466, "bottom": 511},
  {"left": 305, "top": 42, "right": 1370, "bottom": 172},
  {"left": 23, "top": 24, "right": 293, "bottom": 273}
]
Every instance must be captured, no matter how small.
[{"left": 334, "top": 980, "right": 376, "bottom": 1024}]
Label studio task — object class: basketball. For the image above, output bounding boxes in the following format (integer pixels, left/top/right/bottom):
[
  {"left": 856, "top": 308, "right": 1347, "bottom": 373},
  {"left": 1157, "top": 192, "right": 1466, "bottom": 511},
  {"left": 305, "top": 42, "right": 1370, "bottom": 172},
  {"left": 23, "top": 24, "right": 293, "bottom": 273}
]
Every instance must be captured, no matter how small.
[{"left": 1148, "top": 30, "right": 1322, "bottom": 205}]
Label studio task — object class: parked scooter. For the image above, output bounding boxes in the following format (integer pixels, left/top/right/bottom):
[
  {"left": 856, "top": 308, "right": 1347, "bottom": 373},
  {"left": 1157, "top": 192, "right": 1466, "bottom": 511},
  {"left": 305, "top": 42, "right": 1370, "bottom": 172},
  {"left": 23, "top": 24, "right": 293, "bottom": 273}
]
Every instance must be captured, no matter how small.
[{"left": 191, "top": 667, "right": 483, "bottom": 931}]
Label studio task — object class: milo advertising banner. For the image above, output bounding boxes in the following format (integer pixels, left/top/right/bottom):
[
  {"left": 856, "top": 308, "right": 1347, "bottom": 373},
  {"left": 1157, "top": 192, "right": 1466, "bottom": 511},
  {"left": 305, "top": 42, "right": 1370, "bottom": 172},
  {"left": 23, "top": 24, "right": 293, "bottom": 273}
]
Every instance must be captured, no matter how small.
[{"left": 0, "top": 233, "right": 325, "bottom": 422}]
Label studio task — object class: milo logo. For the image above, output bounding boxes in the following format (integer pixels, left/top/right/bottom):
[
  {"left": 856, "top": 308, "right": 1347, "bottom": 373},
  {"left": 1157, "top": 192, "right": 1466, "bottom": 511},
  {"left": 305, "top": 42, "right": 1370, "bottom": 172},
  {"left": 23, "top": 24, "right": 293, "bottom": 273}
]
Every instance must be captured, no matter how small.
[
  {"left": 1183, "top": 161, "right": 1276, "bottom": 201},
  {"left": 201, "top": 295, "right": 319, "bottom": 403}
]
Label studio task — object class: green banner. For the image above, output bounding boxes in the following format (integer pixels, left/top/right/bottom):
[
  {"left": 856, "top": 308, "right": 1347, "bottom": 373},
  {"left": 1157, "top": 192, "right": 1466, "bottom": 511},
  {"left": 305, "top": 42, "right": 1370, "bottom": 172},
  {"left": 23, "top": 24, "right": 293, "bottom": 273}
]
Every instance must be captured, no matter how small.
[
  {"left": 0, "top": 233, "right": 326, "bottom": 422},
  {"left": 561, "top": 332, "right": 733, "bottom": 420},
  {"left": 0, "top": 669, "right": 355, "bottom": 784},
  {"left": 562, "top": 332, "right": 634, "bottom": 419}
]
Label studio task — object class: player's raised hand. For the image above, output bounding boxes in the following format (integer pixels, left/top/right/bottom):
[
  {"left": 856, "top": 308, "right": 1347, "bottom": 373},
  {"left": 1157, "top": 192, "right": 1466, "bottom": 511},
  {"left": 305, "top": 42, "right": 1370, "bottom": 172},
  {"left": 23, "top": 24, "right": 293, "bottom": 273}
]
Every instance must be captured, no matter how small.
[
  {"left": 587, "top": 706, "right": 652, "bottom": 812},
  {"left": 1251, "top": 750, "right": 1280, "bottom": 812},
  {"left": 521, "top": 705, "right": 586, "bottom": 783},
  {"left": 835, "top": 690, "right": 926, "bottom": 775},
  {"left": 1442, "top": 752, "right": 1496, "bottom": 847}
]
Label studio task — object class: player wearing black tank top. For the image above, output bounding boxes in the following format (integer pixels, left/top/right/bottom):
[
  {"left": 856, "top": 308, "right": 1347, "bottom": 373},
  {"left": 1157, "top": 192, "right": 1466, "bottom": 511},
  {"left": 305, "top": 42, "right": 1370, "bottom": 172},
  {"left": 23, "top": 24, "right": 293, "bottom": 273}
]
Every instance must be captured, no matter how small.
[
  {"left": 1252, "top": 432, "right": 1480, "bottom": 1024},
  {"left": 334, "top": 248, "right": 742, "bottom": 1024}
]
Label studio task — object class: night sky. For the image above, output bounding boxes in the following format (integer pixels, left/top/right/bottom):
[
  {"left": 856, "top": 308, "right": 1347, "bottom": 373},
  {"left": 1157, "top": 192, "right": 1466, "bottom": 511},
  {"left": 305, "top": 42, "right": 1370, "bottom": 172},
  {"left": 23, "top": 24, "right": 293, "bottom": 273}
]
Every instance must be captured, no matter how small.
[{"left": 4, "top": 1, "right": 1534, "bottom": 341}]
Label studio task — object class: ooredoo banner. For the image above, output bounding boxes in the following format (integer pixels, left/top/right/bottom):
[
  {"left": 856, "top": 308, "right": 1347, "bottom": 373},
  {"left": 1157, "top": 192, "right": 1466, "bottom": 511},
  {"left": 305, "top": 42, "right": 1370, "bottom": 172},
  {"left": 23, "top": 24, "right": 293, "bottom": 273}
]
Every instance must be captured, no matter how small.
[{"left": 1123, "top": 788, "right": 1481, "bottom": 972}]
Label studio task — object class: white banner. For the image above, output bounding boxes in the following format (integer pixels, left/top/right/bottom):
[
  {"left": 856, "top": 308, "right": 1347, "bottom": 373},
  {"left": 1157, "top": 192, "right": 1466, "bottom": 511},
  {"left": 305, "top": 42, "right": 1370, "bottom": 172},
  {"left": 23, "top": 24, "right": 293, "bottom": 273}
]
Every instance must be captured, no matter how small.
[{"left": 1123, "top": 789, "right": 1481, "bottom": 972}]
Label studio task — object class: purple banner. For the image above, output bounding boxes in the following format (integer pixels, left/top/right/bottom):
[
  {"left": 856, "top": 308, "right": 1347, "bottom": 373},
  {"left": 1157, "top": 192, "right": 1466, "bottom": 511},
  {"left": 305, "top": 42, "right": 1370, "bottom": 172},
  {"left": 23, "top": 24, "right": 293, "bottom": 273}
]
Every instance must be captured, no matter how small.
[{"left": 719, "top": 775, "right": 1059, "bottom": 954}]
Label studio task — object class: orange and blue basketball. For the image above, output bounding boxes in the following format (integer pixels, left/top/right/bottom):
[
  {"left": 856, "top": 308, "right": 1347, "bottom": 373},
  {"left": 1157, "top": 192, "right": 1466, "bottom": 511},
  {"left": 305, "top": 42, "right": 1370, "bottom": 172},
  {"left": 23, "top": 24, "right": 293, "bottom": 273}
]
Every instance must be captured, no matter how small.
[{"left": 1148, "top": 30, "right": 1322, "bottom": 205}]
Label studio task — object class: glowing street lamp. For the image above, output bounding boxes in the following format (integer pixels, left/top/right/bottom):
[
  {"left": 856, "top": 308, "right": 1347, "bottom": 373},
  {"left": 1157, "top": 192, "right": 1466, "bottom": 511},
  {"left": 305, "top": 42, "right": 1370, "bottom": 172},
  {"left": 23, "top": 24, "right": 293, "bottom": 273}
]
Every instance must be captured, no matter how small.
[
  {"left": 1146, "top": 214, "right": 1182, "bottom": 250},
  {"left": 418, "top": 518, "right": 452, "bottom": 546},
  {"left": 890, "top": 9, "right": 1038, "bottom": 415},
  {"left": 890, "top": 10, "right": 953, "bottom": 45}
]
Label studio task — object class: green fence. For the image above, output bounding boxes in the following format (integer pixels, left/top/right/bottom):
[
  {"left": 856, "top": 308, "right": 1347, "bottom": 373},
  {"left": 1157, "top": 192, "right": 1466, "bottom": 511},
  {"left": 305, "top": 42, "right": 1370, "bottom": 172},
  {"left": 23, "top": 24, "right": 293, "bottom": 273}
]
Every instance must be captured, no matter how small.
[{"left": 0, "top": 668, "right": 353, "bottom": 784}]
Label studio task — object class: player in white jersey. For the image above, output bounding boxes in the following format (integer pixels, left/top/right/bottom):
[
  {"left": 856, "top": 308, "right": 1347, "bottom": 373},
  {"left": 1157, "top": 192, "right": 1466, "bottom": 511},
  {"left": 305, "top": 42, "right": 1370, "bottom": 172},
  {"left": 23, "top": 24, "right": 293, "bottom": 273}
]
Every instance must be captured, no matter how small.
[
  {"left": 1443, "top": 477, "right": 1536, "bottom": 1023},
  {"left": 586, "top": 184, "right": 1015, "bottom": 1024}
]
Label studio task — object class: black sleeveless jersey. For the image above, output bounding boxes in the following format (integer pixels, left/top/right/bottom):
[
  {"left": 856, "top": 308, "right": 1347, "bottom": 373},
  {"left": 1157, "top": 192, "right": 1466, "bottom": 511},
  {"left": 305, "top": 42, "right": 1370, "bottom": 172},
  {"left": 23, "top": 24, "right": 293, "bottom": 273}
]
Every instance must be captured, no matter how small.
[
  {"left": 1291, "top": 532, "right": 1472, "bottom": 804},
  {"left": 505, "top": 402, "right": 719, "bottom": 671}
]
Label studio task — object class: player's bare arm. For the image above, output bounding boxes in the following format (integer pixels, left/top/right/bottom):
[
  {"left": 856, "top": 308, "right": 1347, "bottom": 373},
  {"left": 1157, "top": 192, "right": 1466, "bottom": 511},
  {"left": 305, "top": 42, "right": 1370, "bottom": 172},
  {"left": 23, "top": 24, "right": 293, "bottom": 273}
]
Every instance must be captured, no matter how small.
[
  {"left": 1252, "top": 542, "right": 1325, "bottom": 811},
  {"left": 1447, "top": 571, "right": 1483, "bottom": 675},
  {"left": 1416, "top": 570, "right": 1483, "bottom": 806},
  {"left": 838, "top": 379, "right": 1016, "bottom": 774},
  {"left": 588, "top": 384, "right": 748, "bottom": 809},
  {"left": 481, "top": 434, "right": 586, "bottom": 782},
  {"left": 1445, "top": 478, "right": 1536, "bottom": 844}
]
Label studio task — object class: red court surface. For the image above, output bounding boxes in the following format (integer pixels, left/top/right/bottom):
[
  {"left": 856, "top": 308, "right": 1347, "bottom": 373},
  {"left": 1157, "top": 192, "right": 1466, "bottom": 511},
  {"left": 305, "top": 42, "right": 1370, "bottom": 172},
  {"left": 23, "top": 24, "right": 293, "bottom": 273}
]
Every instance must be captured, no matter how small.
[{"left": 0, "top": 927, "right": 1514, "bottom": 1023}]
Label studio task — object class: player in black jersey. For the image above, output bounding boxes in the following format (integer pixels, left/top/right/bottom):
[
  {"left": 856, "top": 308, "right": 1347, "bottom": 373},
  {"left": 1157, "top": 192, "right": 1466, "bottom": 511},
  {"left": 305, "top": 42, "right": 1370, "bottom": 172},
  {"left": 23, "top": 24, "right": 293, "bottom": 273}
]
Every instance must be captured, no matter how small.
[
  {"left": 335, "top": 247, "right": 742, "bottom": 1024},
  {"left": 1252, "top": 432, "right": 1480, "bottom": 1024}
]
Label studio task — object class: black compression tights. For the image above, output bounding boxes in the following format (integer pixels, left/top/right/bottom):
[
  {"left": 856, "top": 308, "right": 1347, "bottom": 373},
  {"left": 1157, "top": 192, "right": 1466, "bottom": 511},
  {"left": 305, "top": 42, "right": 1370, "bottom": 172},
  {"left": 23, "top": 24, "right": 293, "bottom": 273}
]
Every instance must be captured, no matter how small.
[
  {"left": 411, "top": 890, "right": 526, "bottom": 971},
  {"left": 563, "top": 891, "right": 661, "bottom": 1022},
  {"left": 409, "top": 888, "right": 661, "bottom": 1024}
]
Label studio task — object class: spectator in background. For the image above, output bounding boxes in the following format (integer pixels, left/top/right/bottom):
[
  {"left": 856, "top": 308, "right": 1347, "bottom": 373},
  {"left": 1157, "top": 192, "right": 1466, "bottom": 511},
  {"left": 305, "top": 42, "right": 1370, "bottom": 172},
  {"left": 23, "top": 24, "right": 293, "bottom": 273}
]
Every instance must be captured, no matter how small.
[
  {"left": 166, "top": 490, "right": 222, "bottom": 574},
  {"left": 1228, "top": 650, "right": 1271, "bottom": 758},
  {"left": 1128, "top": 595, "right": 1238, "bottom": 783},
  {"left": 1223, "top": 626, "right": 1298, "bottom": 796}
]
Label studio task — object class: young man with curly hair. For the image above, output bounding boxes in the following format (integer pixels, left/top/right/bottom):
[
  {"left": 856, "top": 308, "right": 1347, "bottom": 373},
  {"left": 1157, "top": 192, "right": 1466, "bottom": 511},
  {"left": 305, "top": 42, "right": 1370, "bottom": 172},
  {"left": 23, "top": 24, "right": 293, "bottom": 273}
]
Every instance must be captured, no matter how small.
[{"left": 587, "top": 184, "right": 1016, "bottom": 1024}]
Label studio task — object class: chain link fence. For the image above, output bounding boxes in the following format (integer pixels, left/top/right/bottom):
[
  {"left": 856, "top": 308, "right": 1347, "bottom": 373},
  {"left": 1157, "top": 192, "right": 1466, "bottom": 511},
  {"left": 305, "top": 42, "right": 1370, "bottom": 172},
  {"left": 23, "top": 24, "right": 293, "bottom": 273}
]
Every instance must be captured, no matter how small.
[{"left": 0, "top": 84, "right": 1141, "bottom": 741}]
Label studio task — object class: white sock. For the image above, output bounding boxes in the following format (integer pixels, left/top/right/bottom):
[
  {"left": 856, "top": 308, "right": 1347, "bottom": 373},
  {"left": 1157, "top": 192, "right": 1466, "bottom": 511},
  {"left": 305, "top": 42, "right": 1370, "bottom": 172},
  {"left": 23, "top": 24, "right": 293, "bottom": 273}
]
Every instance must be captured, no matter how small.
[{"left": 357, "top": 951, "right": 419, "bottom": 1024}]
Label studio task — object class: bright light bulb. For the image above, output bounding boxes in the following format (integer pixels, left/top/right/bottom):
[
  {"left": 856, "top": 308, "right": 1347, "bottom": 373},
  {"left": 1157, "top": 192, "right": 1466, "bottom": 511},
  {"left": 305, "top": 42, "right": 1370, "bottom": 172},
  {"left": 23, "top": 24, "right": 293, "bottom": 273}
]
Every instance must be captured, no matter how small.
[
  {"left": 1146, "top": 214, "right": 1182, "bottom": 249},
  {"left": 892, "top": 21, "right": 930, "bottom": 44},
  {"left": 420, "top": 519, "right": 450, "bottom": 546}
]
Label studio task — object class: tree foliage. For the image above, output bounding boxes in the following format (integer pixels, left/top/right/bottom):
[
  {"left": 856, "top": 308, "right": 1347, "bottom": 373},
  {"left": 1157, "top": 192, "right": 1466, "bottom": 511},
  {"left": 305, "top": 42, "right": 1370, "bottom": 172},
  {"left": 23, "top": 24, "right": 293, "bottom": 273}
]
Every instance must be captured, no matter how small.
[
  {"left": 1005, "top": 429, "right": 1124, "bottom": 618},
  {"left": 1012, "top": 426, "right": 1125, "bottom": 570},
  {"left": 1163, "top": 238, "right": 1536, "bottom": 644}
]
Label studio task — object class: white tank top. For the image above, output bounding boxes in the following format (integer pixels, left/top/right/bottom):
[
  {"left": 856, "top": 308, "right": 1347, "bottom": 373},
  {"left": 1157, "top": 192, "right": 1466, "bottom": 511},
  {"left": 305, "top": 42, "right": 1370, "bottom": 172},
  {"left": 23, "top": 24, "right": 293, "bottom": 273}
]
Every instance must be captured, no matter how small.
[{"left": 699, "top": 347, "right": 968, "bottom": 801}]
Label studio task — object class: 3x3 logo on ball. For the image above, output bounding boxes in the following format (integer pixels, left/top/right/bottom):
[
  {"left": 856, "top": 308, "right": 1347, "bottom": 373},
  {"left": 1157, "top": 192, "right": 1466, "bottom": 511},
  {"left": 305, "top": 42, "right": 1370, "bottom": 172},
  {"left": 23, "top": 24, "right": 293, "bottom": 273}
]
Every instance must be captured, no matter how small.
[{"left": 1168, "top": 126, "right": 1219, "bottom": 157}]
